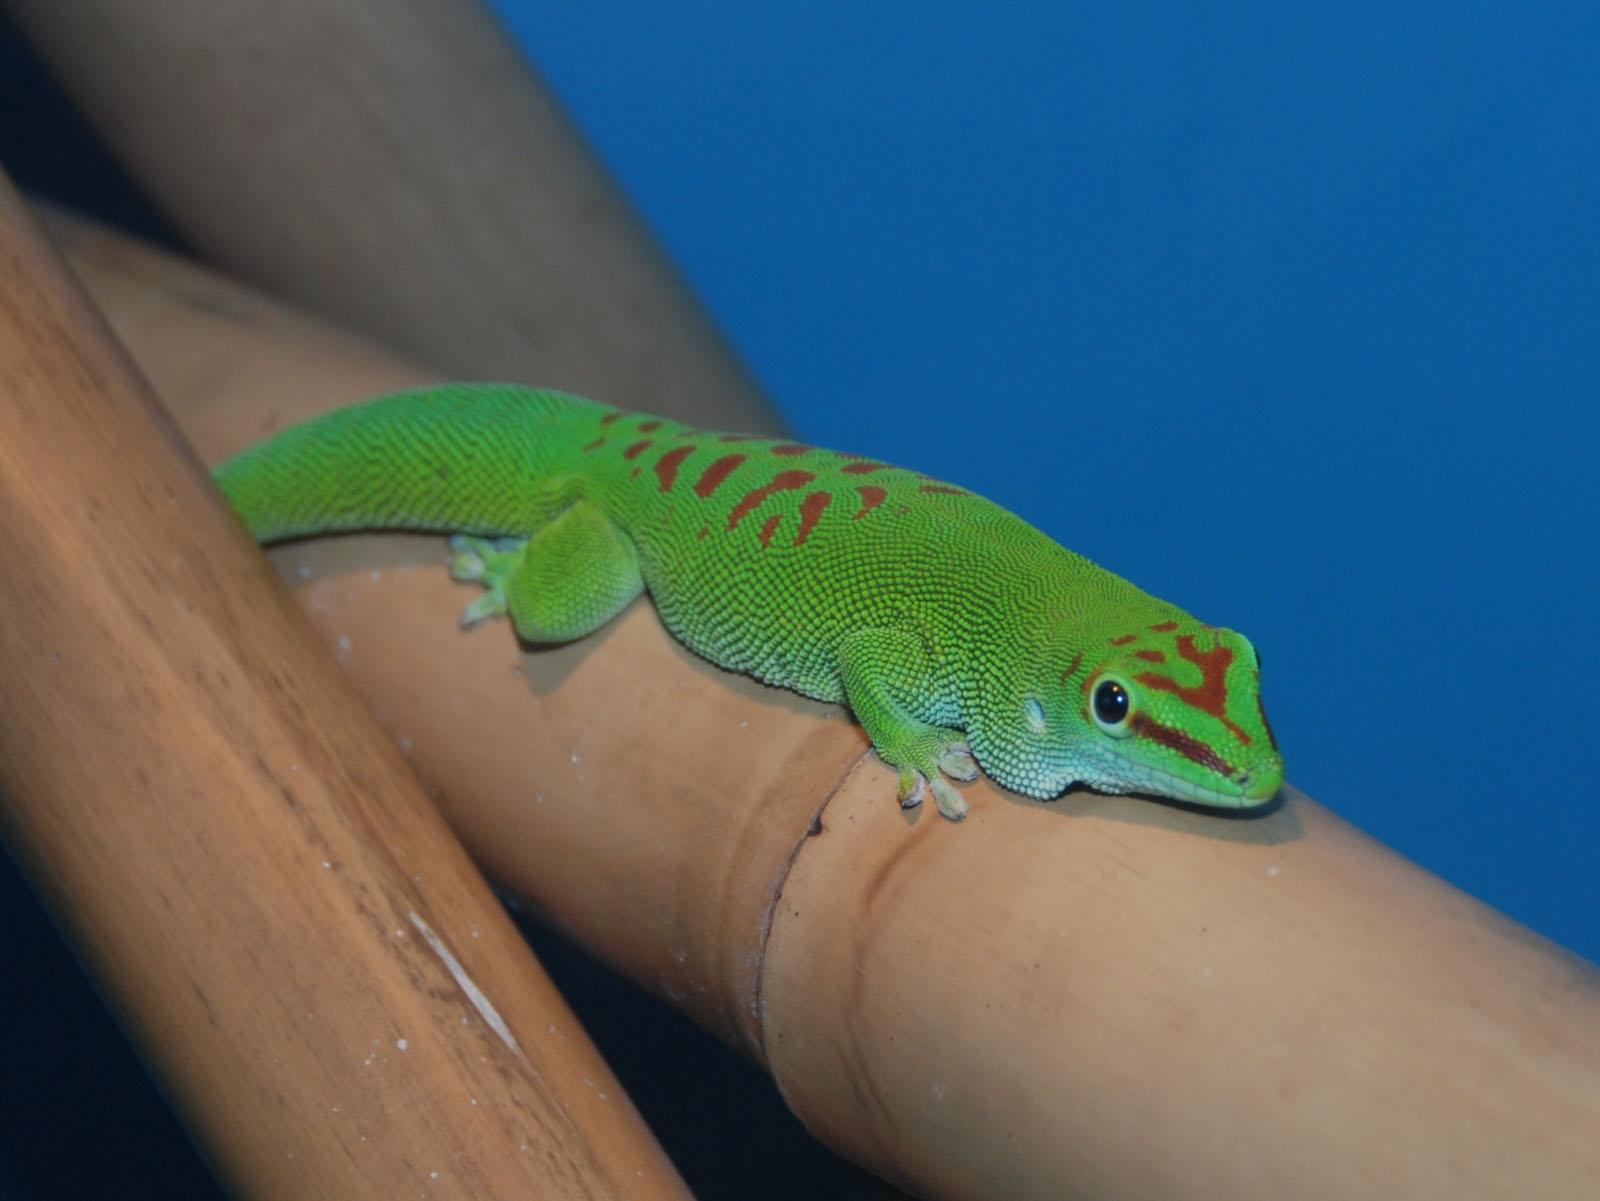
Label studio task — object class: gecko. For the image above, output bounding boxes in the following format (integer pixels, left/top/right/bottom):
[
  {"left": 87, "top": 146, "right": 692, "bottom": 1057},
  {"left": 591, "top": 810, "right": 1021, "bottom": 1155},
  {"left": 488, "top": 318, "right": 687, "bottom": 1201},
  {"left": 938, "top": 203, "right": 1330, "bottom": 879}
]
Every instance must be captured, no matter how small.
[{"left": 216, "top": 384, "right": 1284, "bottom": 820}]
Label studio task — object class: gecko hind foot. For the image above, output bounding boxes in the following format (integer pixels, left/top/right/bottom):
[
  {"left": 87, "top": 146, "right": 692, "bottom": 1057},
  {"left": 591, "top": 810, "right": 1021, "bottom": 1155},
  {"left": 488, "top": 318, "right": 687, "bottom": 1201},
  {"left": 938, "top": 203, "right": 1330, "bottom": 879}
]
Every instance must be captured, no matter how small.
[{"left": 448, "top": 535, "right": 525, "bottom": 628}]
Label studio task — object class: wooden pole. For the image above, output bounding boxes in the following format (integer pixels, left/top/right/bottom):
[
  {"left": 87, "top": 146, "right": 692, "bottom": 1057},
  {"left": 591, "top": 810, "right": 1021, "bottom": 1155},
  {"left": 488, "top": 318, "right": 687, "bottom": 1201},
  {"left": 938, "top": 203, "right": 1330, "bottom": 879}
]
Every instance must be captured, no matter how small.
[
  {"left": 3, "top": 0, "right": 776, "bottom": 432},
  {"left": 47, "top": 207, "right": 1600, "bottom": 1200},
  {"left": 0, "top": 182, "right": 693, "bottom": 1200}
]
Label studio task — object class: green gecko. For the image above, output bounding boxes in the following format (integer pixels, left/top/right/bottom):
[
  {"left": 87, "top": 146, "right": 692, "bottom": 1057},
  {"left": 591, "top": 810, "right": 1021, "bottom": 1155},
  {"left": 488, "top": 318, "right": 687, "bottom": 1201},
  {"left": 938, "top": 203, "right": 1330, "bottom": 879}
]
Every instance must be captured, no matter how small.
[{"left": 216, "top": 384, "right": 1284, "bottom": 821}]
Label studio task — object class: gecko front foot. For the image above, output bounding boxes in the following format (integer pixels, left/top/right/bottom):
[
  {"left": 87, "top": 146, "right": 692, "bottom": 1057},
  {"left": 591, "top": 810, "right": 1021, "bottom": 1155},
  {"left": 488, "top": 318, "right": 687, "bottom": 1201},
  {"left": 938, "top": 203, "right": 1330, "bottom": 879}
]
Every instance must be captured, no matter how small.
[
  {"left": 837, "top": 629, "right": 978, "bottom": 822},
  {"left": 898, "top": 770, "right": 970, "bottom": 821},
  {"left": 887, "top": 734, "right": 974, "bottom": 821}
]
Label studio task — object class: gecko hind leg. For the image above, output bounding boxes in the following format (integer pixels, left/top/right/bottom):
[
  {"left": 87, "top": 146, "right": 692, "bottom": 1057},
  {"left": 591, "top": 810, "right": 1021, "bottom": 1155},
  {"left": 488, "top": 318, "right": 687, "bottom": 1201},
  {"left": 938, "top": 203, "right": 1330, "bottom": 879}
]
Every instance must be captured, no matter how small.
[{"left": 448, "top": 500, "right": 642, "bottom": 642}]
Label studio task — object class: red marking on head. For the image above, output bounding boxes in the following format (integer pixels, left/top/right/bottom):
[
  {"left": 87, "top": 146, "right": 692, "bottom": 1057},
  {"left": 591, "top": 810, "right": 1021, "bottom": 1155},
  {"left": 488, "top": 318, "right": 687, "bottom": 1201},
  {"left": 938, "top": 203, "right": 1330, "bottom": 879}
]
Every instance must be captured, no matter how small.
[
  {"left": 794, "top": 491, "right": 833, "bottom": 545},
  {"left": 638, "top": 420, "right": 661, "bottom": 432},
  {"left": 841, "top": 460, "right": 890, "bottom": 475},
  {"left": 1059, "top": 650, "right": 1084, "bottom": 685},
  {"left": 654, "top": 445, "right": 695, "bottom": 492},
  {"left": 1134, "top": 649, "right": 1166, "bottom": 663},
  {"left": 1132, "top": 715, "right": 1236, "bottom": 776},
  {"left": 771, "top": 443, "right": 813, "bottom": 456},
  {"left": 623, "top": 440, "right": 653, "bottom": 460},
  {"left": 758, "top": 513, "right": 783, "bottom": 548},
  {"left": 728, "top": 470, "right": 815, "bottom": 531},
  {"left": 1136, "top": 634, "right": 1252, "bottom": 744},
  {"left": 694, "top": 454, "right": 747, "bottom": 498},
  {"left": 918, "top": 484, "right": 967, "bottom": 496},
  {"left": 1150, "top": 621, "right": 1179, "bottom": 633},
  {"left": 1109, "top": 634, "right": 1137, "bottom": 647},
  {"left": 853, "top": 485, "right": 887, "bottom": 519},
  {"left": 600, "top": 412, "right": 622, "bottom": 426},
  {"left": 581, "top": 437, "right": 605, "bottom": 453}
]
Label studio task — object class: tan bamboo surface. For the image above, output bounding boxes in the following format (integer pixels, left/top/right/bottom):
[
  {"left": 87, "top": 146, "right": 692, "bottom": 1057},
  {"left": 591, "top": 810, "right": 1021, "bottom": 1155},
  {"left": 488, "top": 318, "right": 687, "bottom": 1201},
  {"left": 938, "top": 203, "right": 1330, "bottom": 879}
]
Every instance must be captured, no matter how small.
[
  {"left": 2, "top": 0, "right": 775, "bottom": 433},
  {"left": 0, "top": 185, "right": 694, "bottom": 1199},
  {"left": 43, "top": 206, "right": 1600, "bottom": 1201}
]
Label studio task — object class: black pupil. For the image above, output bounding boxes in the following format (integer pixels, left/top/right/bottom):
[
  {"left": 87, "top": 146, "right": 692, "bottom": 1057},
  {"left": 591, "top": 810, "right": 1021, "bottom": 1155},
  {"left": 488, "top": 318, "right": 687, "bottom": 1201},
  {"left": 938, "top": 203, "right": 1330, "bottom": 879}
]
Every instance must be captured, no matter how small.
[{"left": 1094, "top": 680, "right": 1130, "bottom": 725}]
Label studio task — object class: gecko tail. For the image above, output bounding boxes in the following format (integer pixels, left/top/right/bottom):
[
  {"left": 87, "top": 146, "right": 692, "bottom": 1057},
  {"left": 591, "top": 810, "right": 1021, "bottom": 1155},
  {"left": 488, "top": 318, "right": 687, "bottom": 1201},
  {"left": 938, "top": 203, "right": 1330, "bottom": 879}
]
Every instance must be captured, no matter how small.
[{"left": 213, "top": 383, "right": 601, "bottom": 542}]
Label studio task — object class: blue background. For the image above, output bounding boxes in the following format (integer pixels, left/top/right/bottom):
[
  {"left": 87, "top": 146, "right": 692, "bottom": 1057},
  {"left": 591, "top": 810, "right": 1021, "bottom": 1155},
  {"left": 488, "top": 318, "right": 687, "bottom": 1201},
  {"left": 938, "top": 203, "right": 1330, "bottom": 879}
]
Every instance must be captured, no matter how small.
[{"left": 493, "top": 2, "right": 1599, "bottom": 964}]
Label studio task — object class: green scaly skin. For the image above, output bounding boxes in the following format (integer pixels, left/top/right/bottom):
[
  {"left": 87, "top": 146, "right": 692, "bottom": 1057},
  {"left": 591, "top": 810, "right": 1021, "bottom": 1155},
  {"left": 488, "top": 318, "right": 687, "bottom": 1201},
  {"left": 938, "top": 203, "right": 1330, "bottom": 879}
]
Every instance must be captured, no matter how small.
[{"left": 216, "top": 384, "right": 1284, "bottom": 821}]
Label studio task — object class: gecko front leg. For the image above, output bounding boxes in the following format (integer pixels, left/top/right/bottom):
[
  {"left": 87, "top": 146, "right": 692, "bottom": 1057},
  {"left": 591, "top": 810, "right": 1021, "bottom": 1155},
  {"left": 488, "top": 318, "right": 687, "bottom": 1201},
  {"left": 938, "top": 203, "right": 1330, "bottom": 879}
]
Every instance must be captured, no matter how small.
[{"left": 837, "top": 628, "right": 978, "bottom": 820}]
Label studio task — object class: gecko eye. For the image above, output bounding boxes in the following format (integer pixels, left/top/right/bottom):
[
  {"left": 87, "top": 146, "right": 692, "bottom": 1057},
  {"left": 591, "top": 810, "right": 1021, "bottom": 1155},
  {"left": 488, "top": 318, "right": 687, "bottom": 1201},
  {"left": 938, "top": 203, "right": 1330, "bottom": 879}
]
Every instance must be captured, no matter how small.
[{"left": 1091, "top": 678, "right": 1134, "bottom": 737}]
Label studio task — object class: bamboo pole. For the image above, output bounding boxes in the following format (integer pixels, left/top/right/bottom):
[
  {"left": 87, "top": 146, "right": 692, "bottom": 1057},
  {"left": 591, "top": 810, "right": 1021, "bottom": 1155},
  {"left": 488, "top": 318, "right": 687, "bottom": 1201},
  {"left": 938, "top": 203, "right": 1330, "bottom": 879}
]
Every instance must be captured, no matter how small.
[
  {"left": 0, "top": 183, "right": 692, "bottom": 1200},
  {"left": 46, "top": 208, "right": 1600, "bottom": 1200},
  {"left": 3, "top": 0, "right": 775, "bottom": 432}
]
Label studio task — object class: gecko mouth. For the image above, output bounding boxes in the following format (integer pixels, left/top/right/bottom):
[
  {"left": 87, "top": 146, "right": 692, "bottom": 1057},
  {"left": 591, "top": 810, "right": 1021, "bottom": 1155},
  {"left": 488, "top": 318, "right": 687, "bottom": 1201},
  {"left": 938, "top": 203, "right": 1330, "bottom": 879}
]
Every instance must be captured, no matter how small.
[{"left": 1098, "top": 750, "right": 1284, "bottom": 809}]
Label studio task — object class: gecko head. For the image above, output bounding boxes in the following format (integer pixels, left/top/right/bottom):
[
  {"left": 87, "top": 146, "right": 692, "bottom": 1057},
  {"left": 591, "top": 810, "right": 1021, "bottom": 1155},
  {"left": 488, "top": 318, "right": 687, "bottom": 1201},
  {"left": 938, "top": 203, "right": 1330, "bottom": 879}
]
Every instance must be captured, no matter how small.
[{"left": 993, "top": 620, "right": 1284, "bottom": 808}]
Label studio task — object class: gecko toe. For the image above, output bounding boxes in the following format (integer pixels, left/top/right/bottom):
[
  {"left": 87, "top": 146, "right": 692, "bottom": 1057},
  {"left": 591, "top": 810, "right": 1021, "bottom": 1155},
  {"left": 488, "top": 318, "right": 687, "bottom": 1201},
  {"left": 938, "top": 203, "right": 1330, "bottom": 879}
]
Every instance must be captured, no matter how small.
[
  {"left": 458, "top": 591, "right": 506, "bottom": 628},
  {"left": 929, "top": 777, "right": 969, "bottom": 821},
  {"left": 938, "top": 742, "right": 979, "bottom": 782},
  {"left": 897, "top": 769, "right": 927, "bottom": 810},
  {"left": 447, "top": 535, "right": 492, "bottom": 582}
]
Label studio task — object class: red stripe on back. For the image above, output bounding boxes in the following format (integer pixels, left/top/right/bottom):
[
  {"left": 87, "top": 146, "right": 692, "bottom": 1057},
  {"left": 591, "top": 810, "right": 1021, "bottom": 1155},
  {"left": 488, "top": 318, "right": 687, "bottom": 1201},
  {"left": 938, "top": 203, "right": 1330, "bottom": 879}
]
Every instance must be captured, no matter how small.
[
  {"left": 841, "top": 460, "right": 890, "bottom": 475},
  {"left": 728, "top": 470, "right": 814, "bottom": 531},
  {"left": 623, "top": 440, "right": 653, "bottom": 460},
  {"left": 758, "top": 513, "right": 783, "bottom": 548},
  {"left": 794, "top": 491, "right": 833, "bottom": 545},
  {"left": 694, "top": 453, "right": 747, "bottom": 498},
  {"left": 918, "top": 484, "right": 967, "bottom": 496},
  {"left": 853, "top": 485, "right": 887, "bottom": 518},
  {"left": 654, "top": 445, "right": 695, "bottom": 492},
  {"left": 771, "top": 443, "right": 813, "bottom": 456}
]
